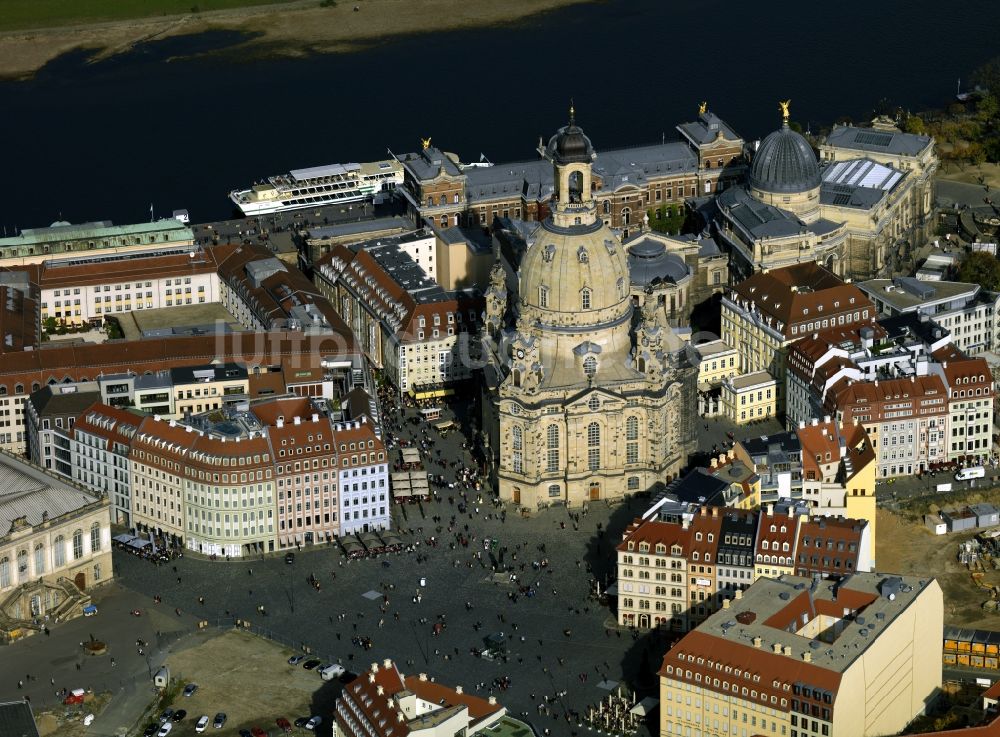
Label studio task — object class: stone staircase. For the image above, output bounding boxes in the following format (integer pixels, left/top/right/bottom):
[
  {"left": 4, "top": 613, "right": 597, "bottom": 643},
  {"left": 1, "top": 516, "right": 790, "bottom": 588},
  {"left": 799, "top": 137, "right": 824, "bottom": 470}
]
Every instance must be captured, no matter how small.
[{"left": 0, "top": 576, "right": 91, "bottom": 643}]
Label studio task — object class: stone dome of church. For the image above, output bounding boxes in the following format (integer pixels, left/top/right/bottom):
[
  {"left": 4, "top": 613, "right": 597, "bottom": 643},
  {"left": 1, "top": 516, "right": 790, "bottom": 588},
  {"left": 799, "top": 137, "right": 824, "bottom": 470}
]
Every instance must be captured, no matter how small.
[
  {"left": 546, "top": 121, "right": 595, "bottom": 165},
  {"left": 519, "top": 219, "right": 630, "bottom": 325},
  {"left": 627, "top": 238, "right": 690, "bottom": 286},
  {"left": 749, "top": 123, "right": 820, "bottom": 194}
]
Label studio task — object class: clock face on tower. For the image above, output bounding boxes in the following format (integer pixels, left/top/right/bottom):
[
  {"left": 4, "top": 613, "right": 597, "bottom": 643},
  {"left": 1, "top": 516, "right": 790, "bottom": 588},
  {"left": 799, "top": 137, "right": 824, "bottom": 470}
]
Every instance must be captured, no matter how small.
[{"left": 516, "top": 349, "right": 525, "bottom": 359}]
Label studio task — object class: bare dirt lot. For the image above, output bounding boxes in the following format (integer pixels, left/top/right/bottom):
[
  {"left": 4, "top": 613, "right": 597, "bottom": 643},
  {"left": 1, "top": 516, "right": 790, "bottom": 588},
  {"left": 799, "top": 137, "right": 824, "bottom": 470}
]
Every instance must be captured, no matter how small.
[
  {"left": 0, "top": 0, "right": 591, "bottom": 80},
  {"left": 877, "top": 499, "right": 1000, "bottom": 630},
  {"left": 151, "top": 629, "right": 339, "bottom": 737}
]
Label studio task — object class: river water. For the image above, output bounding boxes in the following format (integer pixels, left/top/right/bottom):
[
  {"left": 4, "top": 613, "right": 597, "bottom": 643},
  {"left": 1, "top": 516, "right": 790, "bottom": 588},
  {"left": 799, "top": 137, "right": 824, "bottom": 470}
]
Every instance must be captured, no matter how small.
[{"left": 0, "top": 0, "right": 997, "bottom": 228}]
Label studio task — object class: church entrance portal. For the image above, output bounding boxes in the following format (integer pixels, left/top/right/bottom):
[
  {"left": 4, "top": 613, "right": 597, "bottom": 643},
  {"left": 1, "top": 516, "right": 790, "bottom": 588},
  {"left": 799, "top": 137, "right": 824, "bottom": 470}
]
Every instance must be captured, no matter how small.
[
  {"left": 73, "top": 572, "right": 86, "bottom": 591},
  {"left": 589, "top": 483, "right": 600, "bottom": 501}
]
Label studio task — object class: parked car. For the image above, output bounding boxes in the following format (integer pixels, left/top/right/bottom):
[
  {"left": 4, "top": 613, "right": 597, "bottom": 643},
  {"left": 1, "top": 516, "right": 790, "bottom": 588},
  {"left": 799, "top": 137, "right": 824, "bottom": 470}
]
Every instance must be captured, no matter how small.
[
  {"left": 302, "top": 659, "right": 321, "bottom": 670},
  {"left": 157, "top": 724, "right": 173, "bottom": 737},
  {"left": 294, "top": 717, "right": 310, "bottom": 728},
  {"left": 144, "top": 725, "right": 158, "bottom": 737},
  {"left": 276, "top": 717, "right": 292, "bottom": 733},
  {"left": 159, "top": 709, "right": 175, "bottom": 724},
  {"left": 284, "top": 552, "right": 295, "bottom": 564},
  {"left": 287, "top": 655, "right": 305, "bottom": 665},
  {"left": 183, "top": 684, "right": 199, "bottom": 697},
  {"left": 319, "top": 664, "right": 345, "bottom": 681},
  {"left": 238, "top": 730, "right": 252, "bottom": 737},
  {"left": 213, "top": 713, "right": 227, "bottom": 729},
  {"left": 251, "top": 727, "right": 267, "bottom": 737},
  {"left": 172, "top": 710, "right": 187, "bottom": 722},
  {"left": 306, "top": 716, "right": 323, "bottom": 731},
  {"left": 195, "top": 716, "right": 210, "bottom": 733}
]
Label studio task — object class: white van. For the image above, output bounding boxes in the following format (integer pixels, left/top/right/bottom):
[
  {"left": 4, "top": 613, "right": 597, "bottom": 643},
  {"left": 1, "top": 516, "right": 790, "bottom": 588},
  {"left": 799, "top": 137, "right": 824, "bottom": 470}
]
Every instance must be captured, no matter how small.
[
  {"left": 956, "top": 466, "right": 986, "bottom": 482},
  {"left": 319, "top": 664, "right": 345, "bottom": 681}
]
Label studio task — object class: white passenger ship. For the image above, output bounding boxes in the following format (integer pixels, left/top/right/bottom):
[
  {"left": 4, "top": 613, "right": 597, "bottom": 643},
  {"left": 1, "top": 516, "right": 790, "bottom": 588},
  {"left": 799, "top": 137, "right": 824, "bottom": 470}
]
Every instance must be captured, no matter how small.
[{"left": 229, "top": 159, "right": 403, "bottom": 215}]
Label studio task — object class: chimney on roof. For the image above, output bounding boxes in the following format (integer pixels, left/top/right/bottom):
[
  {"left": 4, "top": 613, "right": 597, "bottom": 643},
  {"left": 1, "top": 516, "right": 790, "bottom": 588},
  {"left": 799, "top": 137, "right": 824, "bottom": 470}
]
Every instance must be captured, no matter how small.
[
  {"left": 383, "top": 658, "right": 392, "bottom": 669},
  {"left": 276, "top": 417, "right": 284, "bottom": 428},
  {"left": 419, "top": 673, "right": 428, "bottom": 682},
  {"left": 798, "top": 420, "right": 805, "bottom": 429},
  {"left": 169, "top": 419, "right": 177, "bottom": 427},
  {"left": 455, "top": 685, "right": 463, "bottom": 694},
  {"left": 943, "top": 361, "right": 948, "bottom": 369},
  {"left": 371, "top": 662, "right": 379, "bottom": 673},
  {"left": 368, "top": 673, "right": 376, "bottom": 683},
  {"left": 723, "top": 598, "right": 731, "bottom": 609},
  {"left": 728, "top": 448, "right": 735, "bottom": 460},
  {"left": 802, "top": 651, "right": 812, "bottom": 662},
  {"left": 294, "top": 416, "right": 301, "bottom": 426},
  {"left": 911, "top": 376, "right": 915, "bottom": 383},
  {"left": 735, "top": 589, "right": 743, "bottom": 600},
  {"left": 312, "top": 413, "right": 319, "bottom": 422},
  {"left": 488, "top": 696, "right": 497, "bottom": 705},
  {"left": 710, "top": 458, "right": 718, "bottom": 469},
  {"left": 377, "top": 685, "right": 385, "bottom": 696},
  {"left": 783, "top": 645, "right": 793, "bottom": 656},
  {"left": 766, "top": 504, "right": 774, "bottom": 517},
  {"left": 752, "top": 636, "right": 762, "bottom": 648},
  {"left": 711, "top": 507, "right": 718, "bottom": 518},
  {"left": 811, "top": 418, "right": 818, "bottom": 426},
  {"left": 823, "top": 415, "right": 830, "bottom": 424},
  {"left": 773, "top": 642, "right": 783, "bottom": 654}
]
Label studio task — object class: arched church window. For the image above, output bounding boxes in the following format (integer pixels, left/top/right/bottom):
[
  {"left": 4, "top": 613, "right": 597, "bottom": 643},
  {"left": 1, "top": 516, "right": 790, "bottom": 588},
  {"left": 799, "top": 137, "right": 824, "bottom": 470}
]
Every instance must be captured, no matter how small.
[
  {"left": 568, "top": 170, "right": 584, "bottom": 203},
  {"left": 603, "top": 200, "right": 611, "bottom": 215},
  {"left": 626, "top": 416, "right": 640, "bottom": 464},
  {"left": 578, "top": 247, "right": 588, "bottom": 263},
  {"left": 581, "top": 288, "right": 592, "bottom": 310},
  {"left": 587, "top": 422, "right": 600, "bottom": 471},
  {"left": 538, "top": 286, "right": 549, "bottom": 308},
  {"left": 622, "top": 207, "right": 632, "bottom": 226},
  {"left": 583, "top": 356, "right": 597, "bottom": 379},
  {"left": 546, "top": 426, "right": 560, "bottom": 472},
  {"left": 512, "top": 426, "right": 523, "bottom": 474},
  {"left": 616, "top": 278, "right": 625, "bottom": 299}
]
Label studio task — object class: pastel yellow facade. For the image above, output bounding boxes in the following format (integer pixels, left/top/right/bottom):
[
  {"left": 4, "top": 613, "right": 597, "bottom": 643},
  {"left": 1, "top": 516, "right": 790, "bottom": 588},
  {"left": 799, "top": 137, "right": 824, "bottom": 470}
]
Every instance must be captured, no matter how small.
[
  {"left": 172, "top": 377, "right": 249, "bottom": 417},
  {"left": 696, "top": 340, "right": 739, "bottom": 388},
  {"left": 659, "top": 573, "right": 943, "bottom": 737},
  {"left": 616, "top": 522, "right": 690, "bottom": 632},
  {"left": 722, "top": 372, "right": 777, "bottom": 425}
]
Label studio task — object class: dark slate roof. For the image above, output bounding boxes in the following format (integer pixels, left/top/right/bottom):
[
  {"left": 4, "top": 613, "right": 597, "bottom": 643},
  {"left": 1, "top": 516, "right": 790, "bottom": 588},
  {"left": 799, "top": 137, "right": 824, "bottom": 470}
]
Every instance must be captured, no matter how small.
[
  {"left": 0, "top": 700, "right": 40, "bottom": 737},
  {"left": 169, "top": 362, "right": 247, "bottom": 384},
  {"left": 627, "top": 239, "right": 690, "bottom": 286},
  {"left": 741, "top": 430, "right": 801, "bottom": 458},
  {"left": 28, "top": 385, "right": 101, "bottom": 417},
  {"left": 673, "top": 468, "right": 729, "bottom": 506},
  {"left": 878, "top": 312, "right": 949, "bottom": 345},
  {"left": 676, "top": 112, "right": 742, "bottom": 145},
  {"left": 825, "top": 125, "right": 931, "bottom": 157},
  {"left": 749, "top": 124, "right": 820, "bottom": 194},
  {"left": 717, "top": 186, "right": 805, "bottom": 239},
  {"left": 718, "top": 510, "right": 759, "bottom": 557},
  {"left": 398, "top": 146, "right": 463, "bottom": 181}
]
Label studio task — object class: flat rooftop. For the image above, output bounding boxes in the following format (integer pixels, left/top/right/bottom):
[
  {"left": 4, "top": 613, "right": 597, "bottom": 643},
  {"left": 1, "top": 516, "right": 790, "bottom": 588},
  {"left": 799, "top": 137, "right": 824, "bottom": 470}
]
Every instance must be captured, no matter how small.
[
  {"left": 118, "top": 303, "right": 244, "bottom": 342},
  {"left": 695, "top": 572, "right": 933, "bottom": 674},
  {"left": 729, "top": 371, "right": 776, "bottom": 390}
]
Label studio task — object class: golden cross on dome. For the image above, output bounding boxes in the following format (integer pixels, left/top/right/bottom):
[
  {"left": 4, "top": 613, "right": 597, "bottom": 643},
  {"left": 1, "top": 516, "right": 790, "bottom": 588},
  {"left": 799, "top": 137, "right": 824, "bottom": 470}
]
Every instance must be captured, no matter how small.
[
  {"left": 420, "top": 137, "right": 432, "bottom": 150},
  {"left": 698, "top": 101, "right": 707, "bottom": 115},
  {"left": 569, "top": 99, "right": 575, "bottom": 125},
  {"left": 779, "top": 100, "right": 791, "bottom": 123}
]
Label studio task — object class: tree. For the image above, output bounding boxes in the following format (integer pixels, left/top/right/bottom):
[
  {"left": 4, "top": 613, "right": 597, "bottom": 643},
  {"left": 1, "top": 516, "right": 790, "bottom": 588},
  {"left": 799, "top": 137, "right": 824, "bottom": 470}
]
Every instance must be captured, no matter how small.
[
  {"left": 903, "top": 115, "right": 926, "bottom": 135},
  {"left": 42, "top": 316, "right": 56, "bottom": 333},
  {"left": 976, "top": 94, "right": 999, "bottom": 124},
  {"left": 972, "top": 56, "right": 1000, "bottom": 96},
  {"left": 957, "top": 251, "right": 1000, "bottom": 290}
]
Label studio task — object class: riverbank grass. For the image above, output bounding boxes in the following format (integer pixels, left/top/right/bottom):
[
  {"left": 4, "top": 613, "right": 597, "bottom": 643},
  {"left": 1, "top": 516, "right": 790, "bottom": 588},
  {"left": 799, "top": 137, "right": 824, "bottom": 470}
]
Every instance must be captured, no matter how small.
[{"left": 0, "top": 0, "right": 302, "bottom": 32}]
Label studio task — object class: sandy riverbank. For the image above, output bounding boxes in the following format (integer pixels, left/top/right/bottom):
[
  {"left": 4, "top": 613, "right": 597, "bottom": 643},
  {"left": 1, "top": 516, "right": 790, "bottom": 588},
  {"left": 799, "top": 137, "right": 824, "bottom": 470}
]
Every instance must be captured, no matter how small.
[{"left": 0, "top": 0, "right": 594, "bottom": 81}]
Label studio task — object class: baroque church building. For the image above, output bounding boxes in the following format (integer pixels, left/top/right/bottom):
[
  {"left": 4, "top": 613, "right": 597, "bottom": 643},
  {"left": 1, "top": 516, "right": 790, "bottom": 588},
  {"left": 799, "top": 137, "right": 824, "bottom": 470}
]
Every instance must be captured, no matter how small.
[{"left": 481, "top": 115, "right": 697, "bottom": 510}]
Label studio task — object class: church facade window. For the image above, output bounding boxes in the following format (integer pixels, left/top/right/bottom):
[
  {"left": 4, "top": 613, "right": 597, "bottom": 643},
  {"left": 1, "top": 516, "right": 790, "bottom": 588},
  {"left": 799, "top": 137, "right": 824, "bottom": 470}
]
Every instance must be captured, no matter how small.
[
  {"left": 587, "top": 422, "right": 600, "bottom": 471},
  {"left": 539, "top": 286, "right": 549, "bottom": 308},
  {"left": 583, "top": 356, "right": 597, "bottom": 378},
  {"left": 546, "top": 425, "right": 560, "bottom": 472},
  {"left": 512, "top": 426, "right": 523, "bottom": 474},
  {"left": 627, "top": 416, "right": 639, "bottom": 464},
  {"left": 581, "top": 288, "right": 591, "bottom": 310}
]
